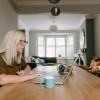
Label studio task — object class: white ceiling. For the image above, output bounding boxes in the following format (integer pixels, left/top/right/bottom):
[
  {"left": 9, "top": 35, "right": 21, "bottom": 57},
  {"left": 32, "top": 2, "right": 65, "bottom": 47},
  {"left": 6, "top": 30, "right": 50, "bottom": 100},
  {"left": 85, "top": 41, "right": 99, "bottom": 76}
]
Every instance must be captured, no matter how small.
[
  {"left": 18, "top": 13, "right": 86, "bottom": 30},
  {"left": 11, "top": 0, "right": 98, "bottom": 31},
  {"left": 12, "top": 0, "right": 100, "bottom": 5}
]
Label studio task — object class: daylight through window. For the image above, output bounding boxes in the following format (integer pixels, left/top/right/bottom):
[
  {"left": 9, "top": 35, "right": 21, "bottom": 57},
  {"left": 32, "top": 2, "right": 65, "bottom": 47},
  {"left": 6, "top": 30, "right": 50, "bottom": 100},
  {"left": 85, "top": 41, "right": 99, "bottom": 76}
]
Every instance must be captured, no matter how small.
[{"left": 37, "top": 35, "right": 74, "bottom": 59}]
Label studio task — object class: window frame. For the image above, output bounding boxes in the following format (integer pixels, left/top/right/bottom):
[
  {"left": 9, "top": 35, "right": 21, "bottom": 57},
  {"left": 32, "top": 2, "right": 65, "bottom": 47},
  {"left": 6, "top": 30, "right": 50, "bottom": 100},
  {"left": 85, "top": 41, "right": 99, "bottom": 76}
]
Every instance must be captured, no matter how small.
[{"left": 37, "top": 34, "right": 75, "bottom": 59}]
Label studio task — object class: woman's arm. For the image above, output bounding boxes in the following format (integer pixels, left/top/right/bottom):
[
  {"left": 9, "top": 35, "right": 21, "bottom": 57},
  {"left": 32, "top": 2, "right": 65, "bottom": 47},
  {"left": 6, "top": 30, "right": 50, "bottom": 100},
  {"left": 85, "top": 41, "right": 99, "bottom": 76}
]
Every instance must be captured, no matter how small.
[
  {"left": 24, "top": 65, "right": 31, "bottom": 74},
  {"left": 17, "top": 65, "right": 31, "bottom": 75},
  {"left": 0, "top": 71, "right": 42, "bottom": 85}
]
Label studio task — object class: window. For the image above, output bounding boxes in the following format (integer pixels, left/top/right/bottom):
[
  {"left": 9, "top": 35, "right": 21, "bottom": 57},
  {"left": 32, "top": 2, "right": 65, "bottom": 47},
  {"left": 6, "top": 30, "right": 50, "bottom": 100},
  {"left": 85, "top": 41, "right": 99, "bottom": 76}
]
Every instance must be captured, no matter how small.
[
  {"left": 37, "top": 35, "right": 74, "bottom": 59},
  {"left": 37, "top": 36, "right": 45, "bottom": 57},
  {"left": 66, "top": 36, "right": 74, "bottom": 59},
  {"left": 56, "top": 37, "right": 65, "bottom": 57},
  {"left": 46, "top": 37, "right": 55, "bottom": 57}
]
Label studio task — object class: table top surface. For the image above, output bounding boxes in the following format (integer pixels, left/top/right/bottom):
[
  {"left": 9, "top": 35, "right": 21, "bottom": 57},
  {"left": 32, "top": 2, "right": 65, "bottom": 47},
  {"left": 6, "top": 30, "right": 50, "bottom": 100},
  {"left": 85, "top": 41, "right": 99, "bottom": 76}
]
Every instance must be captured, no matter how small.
[{"left": 0, "top": 66, "right": 100, "bottom": 100}]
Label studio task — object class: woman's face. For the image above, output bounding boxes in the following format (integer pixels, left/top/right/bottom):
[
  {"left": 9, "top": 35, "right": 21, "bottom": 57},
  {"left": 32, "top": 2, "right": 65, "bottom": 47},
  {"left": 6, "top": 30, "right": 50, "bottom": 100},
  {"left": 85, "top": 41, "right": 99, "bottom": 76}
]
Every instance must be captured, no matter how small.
[{"left": 16, "top": 40, "right": 28, "bottom": 53}]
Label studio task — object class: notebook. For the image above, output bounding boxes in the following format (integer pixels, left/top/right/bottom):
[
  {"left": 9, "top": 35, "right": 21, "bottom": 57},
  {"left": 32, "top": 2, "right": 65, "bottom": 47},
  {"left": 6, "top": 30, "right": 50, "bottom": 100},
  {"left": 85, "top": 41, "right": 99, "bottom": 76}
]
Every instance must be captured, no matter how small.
[{"left": 33, "top": 67, "right": 72, "bottom": 85}]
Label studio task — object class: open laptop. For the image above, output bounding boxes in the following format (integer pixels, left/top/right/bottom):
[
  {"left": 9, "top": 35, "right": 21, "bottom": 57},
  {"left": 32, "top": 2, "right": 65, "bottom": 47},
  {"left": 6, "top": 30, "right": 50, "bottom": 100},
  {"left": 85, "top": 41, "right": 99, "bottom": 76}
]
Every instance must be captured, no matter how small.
[{"left": 33, "top": 66, "right": 73, "bottom": 85}]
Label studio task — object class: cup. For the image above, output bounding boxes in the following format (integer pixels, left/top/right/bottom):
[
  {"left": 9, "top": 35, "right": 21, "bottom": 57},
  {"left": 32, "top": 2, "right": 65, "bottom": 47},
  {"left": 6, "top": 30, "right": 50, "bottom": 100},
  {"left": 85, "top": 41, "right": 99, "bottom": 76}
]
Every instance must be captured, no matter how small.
[{"left": 44, "top": 76, "right": 55, "bottom": 88}]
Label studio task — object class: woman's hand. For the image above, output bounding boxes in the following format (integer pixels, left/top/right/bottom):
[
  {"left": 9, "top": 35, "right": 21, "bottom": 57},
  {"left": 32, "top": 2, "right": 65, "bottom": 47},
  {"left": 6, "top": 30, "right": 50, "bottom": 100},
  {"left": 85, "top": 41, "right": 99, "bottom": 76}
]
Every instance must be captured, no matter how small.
[
  {"left": 29, "top": 70, "right": 43, "bottom": 75},
  {"left": 17, "top": 65, "right": 32, "bottom": 76},
  {"left": 28, "top": 70, "right": 43, "bottom": 79},
  {"left": 24, "top": 65, "right": 31, "bottom": 75},
  {"left": 16, "top": 70, "right": 26, "bottom": 76}
]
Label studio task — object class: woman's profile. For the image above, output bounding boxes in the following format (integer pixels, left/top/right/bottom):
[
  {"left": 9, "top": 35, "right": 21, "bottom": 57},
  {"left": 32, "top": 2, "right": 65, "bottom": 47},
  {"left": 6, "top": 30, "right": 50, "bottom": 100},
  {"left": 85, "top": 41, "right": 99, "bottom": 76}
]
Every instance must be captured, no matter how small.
[{"left": 0, "top": 30, "right": 42, "bottom": 85}]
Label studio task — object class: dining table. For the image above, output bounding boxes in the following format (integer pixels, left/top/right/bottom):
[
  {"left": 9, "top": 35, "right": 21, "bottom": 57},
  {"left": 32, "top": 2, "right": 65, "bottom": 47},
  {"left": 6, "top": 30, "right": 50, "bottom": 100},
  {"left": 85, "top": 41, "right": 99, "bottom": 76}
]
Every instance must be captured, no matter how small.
[{"left": 0, "top": 66, "right": 100, "bottom": 100}]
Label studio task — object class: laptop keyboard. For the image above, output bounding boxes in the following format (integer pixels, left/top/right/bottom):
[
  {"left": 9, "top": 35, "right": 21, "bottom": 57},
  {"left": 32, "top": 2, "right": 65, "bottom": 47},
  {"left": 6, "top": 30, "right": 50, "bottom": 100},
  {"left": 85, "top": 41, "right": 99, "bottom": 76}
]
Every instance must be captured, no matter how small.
[
  {"left": 33, "top": 74, "right": 68, "bottom": 84},
  {"left": 54, "top": 75, "right": 67, "bottom": 84}
]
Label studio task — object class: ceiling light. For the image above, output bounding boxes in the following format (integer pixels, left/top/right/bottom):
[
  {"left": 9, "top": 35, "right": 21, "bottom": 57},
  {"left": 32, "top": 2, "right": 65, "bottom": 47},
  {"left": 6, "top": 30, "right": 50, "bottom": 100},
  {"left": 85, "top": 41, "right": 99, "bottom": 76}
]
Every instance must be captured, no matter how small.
[
  {"left": 49, "top": 25, "right": 57, "bottom": 32},
  {"left": 51, "top": 7, "right": 60, "bottom": 16},
  {"left": 49, "top": 0, "right": 60, "bottom": 4}
]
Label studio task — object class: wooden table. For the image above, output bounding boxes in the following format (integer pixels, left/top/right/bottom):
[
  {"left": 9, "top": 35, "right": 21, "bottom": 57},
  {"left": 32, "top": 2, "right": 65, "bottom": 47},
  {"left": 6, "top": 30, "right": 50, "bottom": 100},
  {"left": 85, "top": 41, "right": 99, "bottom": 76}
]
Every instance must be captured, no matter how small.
[{"left": 0, "top": 66, "right": 100, "bottom": 100}]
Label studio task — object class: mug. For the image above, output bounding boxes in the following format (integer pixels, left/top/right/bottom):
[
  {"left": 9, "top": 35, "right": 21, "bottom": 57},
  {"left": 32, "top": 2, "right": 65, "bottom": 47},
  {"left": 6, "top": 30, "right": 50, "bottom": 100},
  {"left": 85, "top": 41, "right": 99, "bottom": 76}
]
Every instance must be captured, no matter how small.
[{"left": 44, "top": 76, "right": 55, "bottom": 88}]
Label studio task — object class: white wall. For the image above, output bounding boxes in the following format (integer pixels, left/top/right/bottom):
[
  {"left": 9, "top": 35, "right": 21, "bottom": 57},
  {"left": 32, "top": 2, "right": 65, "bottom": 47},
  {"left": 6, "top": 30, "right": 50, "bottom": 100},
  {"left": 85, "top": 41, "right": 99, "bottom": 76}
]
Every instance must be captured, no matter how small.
[
  {"left": 0, "top": 0, "right": 18, "bottom": 45},
  {"left": 18, "top": 21, "right": 30, "bottom": 57},
  {"left": 94, "top": 14, "right": 100, "bottom": 57},
  {"left": 29, "top": 30, "right": 80, "bottom": 57},
  {"left": 29, "top": 32, "right": 37, "bottom": 56},
  {"left": 25, "top": 29, "right": 30, "bottom": 57}
]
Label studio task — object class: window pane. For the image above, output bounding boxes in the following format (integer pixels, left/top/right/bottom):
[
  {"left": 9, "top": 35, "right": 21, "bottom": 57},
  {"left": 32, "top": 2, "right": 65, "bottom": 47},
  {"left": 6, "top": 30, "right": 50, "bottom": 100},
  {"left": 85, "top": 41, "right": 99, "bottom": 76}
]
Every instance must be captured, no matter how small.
[
  {"left": 66, "top": 36, "right": 73, "bottom": 45},
  {"left": 66, "top": 46, "right": 74, "bottom": 58},
  {"left": 46, "top": 46, "right": 55, "bottom": 57},
  {"left": 56, "top": 46, "right": 65, "bottom": 57},
  {"left": 46, "top": 37, "right": 55, "bottom": 46},
  {"left": 38, "top": 36, "right": 44, "bottom": 45},
  {"left": 56, "top": 37, "right": 65, "bottom": 45},
  {"left": 38, "top": 46, "right": 45, "bottom": 57}
]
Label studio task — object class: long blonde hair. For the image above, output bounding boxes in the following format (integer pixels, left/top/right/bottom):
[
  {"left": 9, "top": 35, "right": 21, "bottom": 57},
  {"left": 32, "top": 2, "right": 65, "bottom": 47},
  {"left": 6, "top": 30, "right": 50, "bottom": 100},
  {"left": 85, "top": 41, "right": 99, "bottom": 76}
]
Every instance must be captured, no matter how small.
[{"left": 0, "top": 30, "right": 26, "bottom": 65}]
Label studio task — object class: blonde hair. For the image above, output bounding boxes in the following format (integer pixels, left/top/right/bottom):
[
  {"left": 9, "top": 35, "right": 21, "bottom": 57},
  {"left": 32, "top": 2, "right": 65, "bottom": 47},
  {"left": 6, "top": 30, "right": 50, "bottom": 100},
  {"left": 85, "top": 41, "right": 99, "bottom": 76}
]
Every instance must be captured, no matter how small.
[{"left": 0, "top": 30, "right": 26, "bottom": 65}]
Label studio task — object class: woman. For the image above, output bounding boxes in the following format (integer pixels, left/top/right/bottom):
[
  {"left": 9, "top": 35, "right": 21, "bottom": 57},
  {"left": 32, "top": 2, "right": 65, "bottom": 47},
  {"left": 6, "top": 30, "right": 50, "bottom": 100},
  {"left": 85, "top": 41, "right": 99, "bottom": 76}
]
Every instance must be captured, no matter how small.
[{"left": 0, "top": 30, "right": 42, "bottom": 85}]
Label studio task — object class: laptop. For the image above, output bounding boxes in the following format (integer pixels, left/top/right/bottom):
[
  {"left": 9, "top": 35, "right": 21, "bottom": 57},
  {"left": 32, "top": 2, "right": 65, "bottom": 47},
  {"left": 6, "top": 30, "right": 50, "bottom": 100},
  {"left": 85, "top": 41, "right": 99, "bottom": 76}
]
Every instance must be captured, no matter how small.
[{"left": 33, "top": 66, "right": 73, "bottom": 85}]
